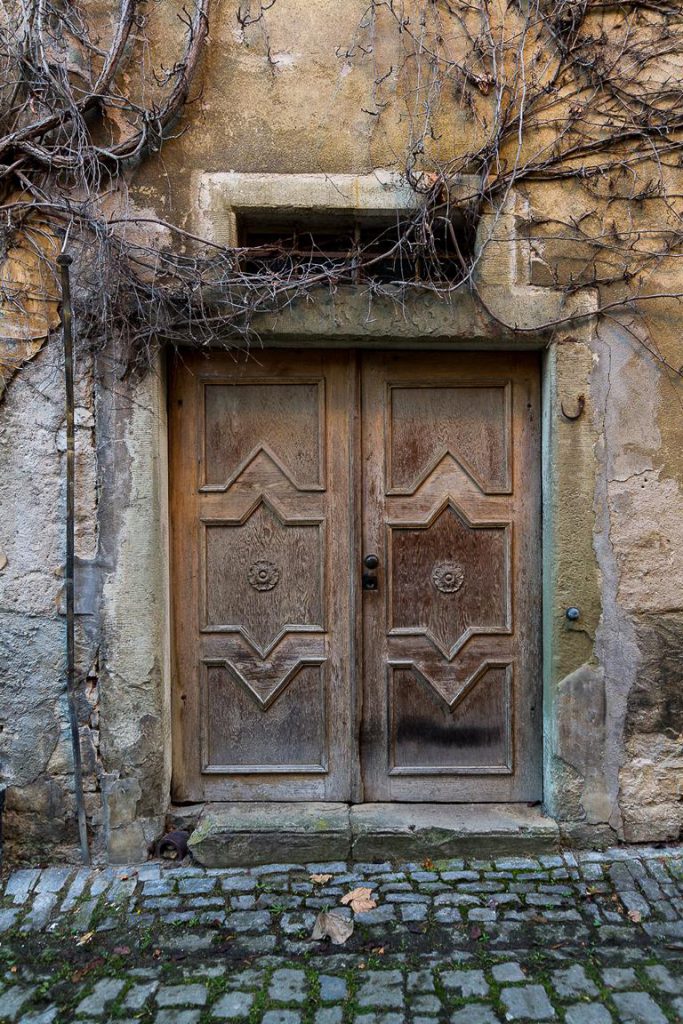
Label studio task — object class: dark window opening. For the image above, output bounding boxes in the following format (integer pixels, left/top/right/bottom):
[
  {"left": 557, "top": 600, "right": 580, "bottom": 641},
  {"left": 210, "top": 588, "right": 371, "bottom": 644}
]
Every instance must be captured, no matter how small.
[{"left": 236, "top": 209, "right": 474, "bottom": 285}]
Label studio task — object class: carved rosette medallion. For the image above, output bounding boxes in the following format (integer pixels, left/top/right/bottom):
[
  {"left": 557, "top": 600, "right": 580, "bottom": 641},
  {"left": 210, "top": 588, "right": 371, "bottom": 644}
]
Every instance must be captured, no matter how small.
[
  {"left": 431, "top": 561, "right": 464, "bottom": 594},
  {"left": 248, "top": 560, "right": 280, "bottom": 591}
]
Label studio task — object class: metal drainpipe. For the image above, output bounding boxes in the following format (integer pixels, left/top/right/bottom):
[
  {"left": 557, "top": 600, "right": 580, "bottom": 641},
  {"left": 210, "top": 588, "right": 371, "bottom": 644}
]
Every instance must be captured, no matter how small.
[
  {"left": 0, "top": 787, "right": 4, "bottom": 872},
  {"left": 57, "top": 252, "right": 90, "bottom": 866}
]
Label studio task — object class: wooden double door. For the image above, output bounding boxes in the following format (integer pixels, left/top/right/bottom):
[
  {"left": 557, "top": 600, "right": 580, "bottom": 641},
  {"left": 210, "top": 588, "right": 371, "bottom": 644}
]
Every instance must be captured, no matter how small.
[{"left": 170, "top": 350, "right": 541, "bottom": 804}]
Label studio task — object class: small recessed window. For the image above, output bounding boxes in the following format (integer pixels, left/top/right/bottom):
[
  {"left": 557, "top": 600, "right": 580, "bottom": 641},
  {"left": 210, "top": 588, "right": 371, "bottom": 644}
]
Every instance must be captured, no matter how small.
[{"left": 236, "top": 209, "right": 473, "bottom": 284}]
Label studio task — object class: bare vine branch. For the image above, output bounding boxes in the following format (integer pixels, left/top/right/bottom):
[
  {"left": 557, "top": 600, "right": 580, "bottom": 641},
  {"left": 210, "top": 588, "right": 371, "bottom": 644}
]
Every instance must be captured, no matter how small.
[{"left": 0, "top": 0, "right": 682, "bottom": 374}]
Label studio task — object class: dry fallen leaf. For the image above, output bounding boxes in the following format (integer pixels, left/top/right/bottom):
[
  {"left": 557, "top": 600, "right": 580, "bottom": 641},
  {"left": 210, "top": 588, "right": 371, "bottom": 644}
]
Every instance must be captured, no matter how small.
[
  {"left": 76, "top": 931, "right": 94, "bottom": 946},
  {"left": 310, "top": 873, "right": 333, "bottom": 884},
  {"left": 349, "top": 895, "right": 376, "bottom": 913},
  {"left": 340, "top": 886, "right": 377, "bottom": 914},
  {"left": 422, "top": 858, "right": 434, "bottom": 870},
  {"left": 310, "top": 910, "right": 354, "bottom": 945},
  {"left": 628, "top": 909, "right": 642, "bottom": 923},
  {"left": 70, "top": 958, "right": 104, "bottom": 984}
]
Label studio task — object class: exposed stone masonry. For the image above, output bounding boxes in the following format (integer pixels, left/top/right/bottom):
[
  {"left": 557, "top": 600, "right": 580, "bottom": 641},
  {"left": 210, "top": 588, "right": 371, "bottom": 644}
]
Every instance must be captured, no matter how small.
[{"left": 0, "top": 847, "right": 681, "bottom": 1022}]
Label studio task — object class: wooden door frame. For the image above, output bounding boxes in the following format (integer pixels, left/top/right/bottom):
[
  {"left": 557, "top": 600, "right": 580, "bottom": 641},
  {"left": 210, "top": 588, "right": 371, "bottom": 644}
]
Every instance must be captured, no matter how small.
[
  {"left": 161, "top": 333, "right": 598, "bottom": 815},
  {"left": 97, "top": 298, "right": 601, "bottom": 861}
]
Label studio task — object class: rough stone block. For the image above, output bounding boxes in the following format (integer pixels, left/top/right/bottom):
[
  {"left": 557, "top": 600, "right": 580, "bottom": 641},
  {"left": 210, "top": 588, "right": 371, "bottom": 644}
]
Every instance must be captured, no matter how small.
[
  {"left": 350, "top": 804, "right": 559, "bottom": 861},
  {"left": 564, "top": 1006, "right": 612, "bottom": 1024},
  {"left": 189, "top": 804, "right": 351, "bottom": 867},
  {"left": 319, "top": 976, "right": 348, "bottom": 1002},
  {"left": 611, "top": 992, "right": 667, "bottom": 1024},
  {"left": 211, "top": 991, "right": 254, "bottom": 1019},
  {"left": 356, "top": 970, "right": 404, "bottom": 1009},
  {"left": 500, "top": 985, "right": 556, "bottom": 1020},
  {"left": 157, "top": 985, "right": 208, "bottom": 1008},
  {"left": 268, "top": 969, "right": 307, "bottom": 1004},
  {"left": 441, "top": 970, "right": 489, "bottom": 997},
  {"left": 108, "top": 823, "right": 148, "bottom": 864},
  {"left": 76, "top": 978, "right": 126, "bottom": 1016},
  {"left": 492, "top": 963, "right": 526, "bottom": 983}
]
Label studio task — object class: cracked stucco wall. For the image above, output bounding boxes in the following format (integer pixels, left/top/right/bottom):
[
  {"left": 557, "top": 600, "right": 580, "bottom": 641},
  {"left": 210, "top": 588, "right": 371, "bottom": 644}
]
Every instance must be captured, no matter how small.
[
  {"left": 541, "top": 312, "right": 683, "bottom": 845},
  {"left": 0, "top": 340, "right": 103, "bottom": 864},
  {"left": 0, "top": 337, "right": 171, "bottom": 866},
  {"left": 593, "top": 320, "right": 683, "bottom": 842}
]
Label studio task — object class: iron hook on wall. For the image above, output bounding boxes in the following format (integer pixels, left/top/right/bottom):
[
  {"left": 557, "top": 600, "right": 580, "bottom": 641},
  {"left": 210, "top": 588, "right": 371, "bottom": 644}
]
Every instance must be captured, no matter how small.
[{"left": 561, "top": 393, "right": 585, "bottom": 421}]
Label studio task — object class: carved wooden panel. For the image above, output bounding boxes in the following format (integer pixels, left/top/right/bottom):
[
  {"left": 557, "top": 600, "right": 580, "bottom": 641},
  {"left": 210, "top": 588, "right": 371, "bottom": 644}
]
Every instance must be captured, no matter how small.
[
  {"left": 202, "top": 499, "right": 324, "bottom": 652},
  {"left": 389, "top": 664, "right": 512, "bottom": 774},
  {"left": 361, "top": 352, "right": 541, "bottom": 802},
  {"left": 170, "top": 351, "right": 355, "bottom": 802},
  {"left": 202, "top": 662, "right": 326, "bottom": 773},
  {"left": 388, "top": 384, "right": 511, "bottom": 493},
  {"left": 388, "top": 498, "right": 510, "bottom": 657},
  {"left": 203, "top": 381, "right": 324, "bottom": 490}
]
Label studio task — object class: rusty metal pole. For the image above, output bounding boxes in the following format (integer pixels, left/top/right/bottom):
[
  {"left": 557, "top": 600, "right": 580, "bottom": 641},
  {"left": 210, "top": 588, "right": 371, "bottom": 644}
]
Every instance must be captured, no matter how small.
[{"left": 57, "top": 252, "right": 90, "bottom": 865}]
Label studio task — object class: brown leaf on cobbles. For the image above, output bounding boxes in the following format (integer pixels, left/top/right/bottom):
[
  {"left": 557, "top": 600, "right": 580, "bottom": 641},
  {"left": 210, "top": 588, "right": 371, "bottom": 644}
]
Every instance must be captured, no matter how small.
[
  {"left": 311, "top": 910, "right": 354, "bottom": 945},
  {"left": 422, "top": 858, "right": 434, "bottom": 870},
  {"left": 340, "top": 886, "right": 377, "bottom": 913},
  {"left": 470, "top": 924, "right": 482, "bottom": 940},
  {"left": 310, "top": 873, "right": 333, "bottom": 884},
  {"left": 71, "top": 958, "right": 104, "bottom": 984},
  {"left": 627, "top": 909, "right": 642, "bottom": 923},
  {"left": 351, "top": 896, "right": 377, "bottom": 913},
  {"left": 341, "top": 886, "right": 372, "bottom": 904},
  {"left": 75, "top": 931, "right": 94, "bottom": 946},
  {"left": 152, "top": 948, "right": 162, "bottom": 960}
]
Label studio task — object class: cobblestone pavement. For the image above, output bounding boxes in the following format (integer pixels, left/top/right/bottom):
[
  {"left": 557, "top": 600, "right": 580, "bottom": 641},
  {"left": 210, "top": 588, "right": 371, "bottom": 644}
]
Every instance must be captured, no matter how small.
[{"left": 0, "top": 847, "right": 682, "bottom": 1023}]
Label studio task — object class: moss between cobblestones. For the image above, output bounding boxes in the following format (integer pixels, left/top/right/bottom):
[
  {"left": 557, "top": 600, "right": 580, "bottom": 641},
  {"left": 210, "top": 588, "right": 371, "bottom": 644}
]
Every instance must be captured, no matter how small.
[
  {"left": 1, "top": 851, "right": 681, "bottom": 1022},
  {"left": 634, "top": 962, "right": 681, "bottom": 1024}
]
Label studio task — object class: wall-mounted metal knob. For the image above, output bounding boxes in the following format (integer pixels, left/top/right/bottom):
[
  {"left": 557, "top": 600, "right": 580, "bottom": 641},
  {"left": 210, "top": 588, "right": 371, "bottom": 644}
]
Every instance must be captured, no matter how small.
[
  {"left": 566, "top": 607, "right": 580, "bottom": 621},
  {"left": 364, "top": 554, "right": 379, "bottom": 569}
]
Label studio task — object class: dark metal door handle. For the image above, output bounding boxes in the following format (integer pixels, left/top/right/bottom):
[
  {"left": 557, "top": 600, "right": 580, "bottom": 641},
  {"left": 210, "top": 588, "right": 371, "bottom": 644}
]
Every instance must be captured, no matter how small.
[{"left": 362, "top": 553, "right": 379, "bottom": 590}]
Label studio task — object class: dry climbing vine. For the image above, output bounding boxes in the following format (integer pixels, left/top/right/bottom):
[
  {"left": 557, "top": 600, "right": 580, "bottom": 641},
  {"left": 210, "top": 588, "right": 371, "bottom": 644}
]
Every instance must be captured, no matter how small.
[{"left": 1, "top": 0, "right": 683, "bottom": 372}]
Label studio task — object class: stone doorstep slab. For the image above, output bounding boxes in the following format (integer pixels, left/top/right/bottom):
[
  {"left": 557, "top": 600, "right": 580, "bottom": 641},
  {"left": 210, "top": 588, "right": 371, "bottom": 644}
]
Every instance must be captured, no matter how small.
[
  {"left": 188, "top": 802, "right": 559, "bottom": 867},
  {"left": 188, "top": 802, "right": 352, "bottom": 868}
]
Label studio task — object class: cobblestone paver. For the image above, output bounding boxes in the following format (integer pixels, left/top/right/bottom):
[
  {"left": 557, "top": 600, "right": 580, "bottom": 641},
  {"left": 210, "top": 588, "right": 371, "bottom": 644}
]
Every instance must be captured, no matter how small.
[{"left": 0, "top": 847, "right": 681, "bottom": 1022}]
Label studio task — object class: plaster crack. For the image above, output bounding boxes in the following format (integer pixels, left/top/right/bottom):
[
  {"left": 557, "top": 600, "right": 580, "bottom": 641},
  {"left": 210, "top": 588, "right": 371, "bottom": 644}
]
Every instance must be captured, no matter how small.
[{"left": 609, "top": 469, "right": 652, "bottom": 485}]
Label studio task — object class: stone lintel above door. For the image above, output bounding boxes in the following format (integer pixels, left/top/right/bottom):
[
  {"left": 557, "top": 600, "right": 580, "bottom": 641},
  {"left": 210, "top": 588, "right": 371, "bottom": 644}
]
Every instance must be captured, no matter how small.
[{"left": 191, "top": 171, "right": 597, "bottom": 344}]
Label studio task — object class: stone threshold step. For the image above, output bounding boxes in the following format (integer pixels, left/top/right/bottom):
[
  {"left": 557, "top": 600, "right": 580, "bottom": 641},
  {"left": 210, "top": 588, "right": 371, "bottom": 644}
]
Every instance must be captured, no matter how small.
[{"left": 187, "top": 802, "right": 559, "bottom": 867}]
